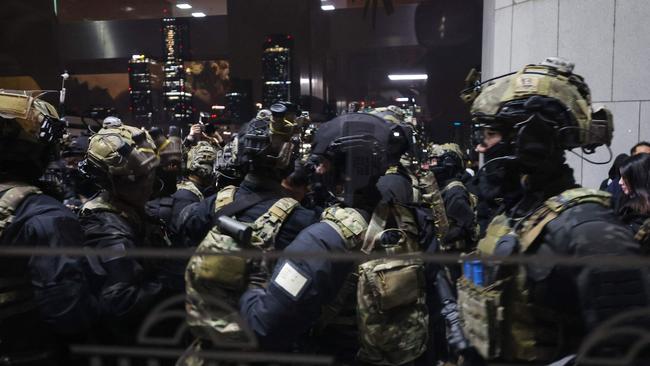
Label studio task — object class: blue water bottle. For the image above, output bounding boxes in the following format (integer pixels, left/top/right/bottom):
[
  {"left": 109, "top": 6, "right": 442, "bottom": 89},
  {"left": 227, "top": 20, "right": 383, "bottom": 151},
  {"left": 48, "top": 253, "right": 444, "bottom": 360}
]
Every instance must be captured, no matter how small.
[
  {"left": 472, "top": 260, "right": 484, "bottom": 286},
  {"left": 463, "top": 261, "right": 473, "bottom": 282}
]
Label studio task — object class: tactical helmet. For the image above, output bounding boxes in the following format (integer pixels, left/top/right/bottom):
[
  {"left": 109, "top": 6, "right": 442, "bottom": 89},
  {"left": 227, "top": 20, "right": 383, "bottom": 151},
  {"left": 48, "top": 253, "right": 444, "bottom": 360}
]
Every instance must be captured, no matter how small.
[
  {"left": 369, "top": 105, "right": 406, "bottom": 124},
  {"left": 186, "top": 141, "right": 217, "bottom": 180},
  {"left": 430, "top": 143, "right": 465, "bottom": 181},
  {"left": 0, "top": 90, "right": 66, "bottom": 179},
  {"left": 149, "top": 126, "right": 182, "bottom": 166},
  {"left": 255, "top": 109, "right": 272, "bottom": 121},
  {"left": 103, "top": 116, "right": 123, "bottom": 128},
  {"left": 311, "top": 113, "right": 392, "bottom": 208},
  {"left": 237, "top": 115, "right": 297, "bottom": 179},
  {"left": 83, "top": 124, "right": 159, "bottom": 181},
  {"left": 466, "top": 57, "right": 613, "bottom": 153}
]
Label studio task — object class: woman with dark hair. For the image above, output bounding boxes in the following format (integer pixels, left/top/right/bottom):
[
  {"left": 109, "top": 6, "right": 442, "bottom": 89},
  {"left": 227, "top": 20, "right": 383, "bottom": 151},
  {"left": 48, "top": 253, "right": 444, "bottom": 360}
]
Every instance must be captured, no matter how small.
[{"left": 618, "top": 153, "right": 650, "bottom": 252}]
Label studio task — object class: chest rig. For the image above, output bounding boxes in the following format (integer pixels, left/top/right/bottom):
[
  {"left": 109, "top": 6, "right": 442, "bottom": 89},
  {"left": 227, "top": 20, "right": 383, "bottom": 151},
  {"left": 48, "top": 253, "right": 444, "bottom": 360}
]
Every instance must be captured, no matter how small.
[{"left": 458, "top": 188, "right": 611, "bottom": 362}]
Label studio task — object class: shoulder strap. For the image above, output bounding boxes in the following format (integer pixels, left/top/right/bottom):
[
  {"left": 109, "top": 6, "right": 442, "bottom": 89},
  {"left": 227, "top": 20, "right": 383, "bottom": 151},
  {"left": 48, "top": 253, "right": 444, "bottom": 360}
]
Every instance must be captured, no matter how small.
[
  {"left": 544, "top": 187, "right": 611, "bottom": 212},
  {"left": 442, "top": 180, "right": 466, "bottom": 193},
  {"left": 321, "top": 205, "right": 369, "bottom": 250},
  {"left": 212, "top": 188, "right": 283, "bottom": 226},
  {"left": 0, "top": 184, "right": 42, "bottom": 233},
  {"left": 517, "top": 188, "right": 611, "bottom": 251},
  {"left": 81, "top": 191, "right": 117, "bottom": 214},
  {"left": 361, "top": 203, "right": 390, "bottom": 254},
  {"left": 215, "top": 185, "right": 238, "bottom": 211},
  {"left": 177, "top": 180, "right": 204, "bottom": 201},
  {"left": 250, "top": 197, "right": 300, "bottom": 247}
]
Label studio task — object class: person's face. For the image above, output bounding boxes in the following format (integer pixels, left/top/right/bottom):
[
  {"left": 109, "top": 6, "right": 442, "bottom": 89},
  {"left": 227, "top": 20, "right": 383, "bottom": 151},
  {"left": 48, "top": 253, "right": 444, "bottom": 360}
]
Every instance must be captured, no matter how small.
[
  {"left": 619, "top": 174, "right": 631, "bottom": 196},
  {"left": 633, "top": 145, "right": 650, "bottom": 155},
  {"left": 315, "top": 157, "right": 331, "bottom": 175},
  {"left": 475, "top": 128, "right": 503, "bottom": 153}
]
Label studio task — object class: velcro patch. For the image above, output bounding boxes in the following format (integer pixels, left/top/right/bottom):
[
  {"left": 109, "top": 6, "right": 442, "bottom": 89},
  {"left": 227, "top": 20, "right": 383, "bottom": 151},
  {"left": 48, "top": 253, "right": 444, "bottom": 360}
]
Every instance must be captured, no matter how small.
[{"left": 273, "top": 262, "right": 309, "bottom": 299}]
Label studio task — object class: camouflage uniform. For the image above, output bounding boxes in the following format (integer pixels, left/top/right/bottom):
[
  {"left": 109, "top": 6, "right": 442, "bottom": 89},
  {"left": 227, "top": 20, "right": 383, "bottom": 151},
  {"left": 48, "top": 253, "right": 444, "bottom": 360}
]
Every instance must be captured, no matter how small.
[{"left": 458, "top": 58, "right": 647, "bottom": 363}]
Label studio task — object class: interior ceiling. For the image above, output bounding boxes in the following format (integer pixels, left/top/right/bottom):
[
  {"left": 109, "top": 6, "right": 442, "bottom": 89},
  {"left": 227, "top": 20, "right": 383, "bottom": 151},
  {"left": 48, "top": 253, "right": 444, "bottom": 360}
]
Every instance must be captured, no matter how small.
[
  {"left": 57, "top": 0, "right": 228, "bottom": 22},
  {"left": 57, "top": 0, "right": 420, "bottom": 22}
]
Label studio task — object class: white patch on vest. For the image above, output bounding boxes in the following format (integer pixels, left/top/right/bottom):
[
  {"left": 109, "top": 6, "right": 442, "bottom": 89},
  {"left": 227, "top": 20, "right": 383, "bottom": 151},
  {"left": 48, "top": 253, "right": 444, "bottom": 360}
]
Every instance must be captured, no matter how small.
[{"left": 273, "top": 262, "right": 308, "bottom": 298}]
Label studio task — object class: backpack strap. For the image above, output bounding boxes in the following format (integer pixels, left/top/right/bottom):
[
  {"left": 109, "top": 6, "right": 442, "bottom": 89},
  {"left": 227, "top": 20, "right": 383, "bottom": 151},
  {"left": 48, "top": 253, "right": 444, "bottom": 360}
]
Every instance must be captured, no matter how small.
[
  {"left": 177, "top": 180, "right": 204, "bottom": 201},
  {"left": 321, "top": 205, "right": 369, "bottom": 250},
  {"left": 0, "top": 184, "right": 42, "bottom": 233},
  {"left": 250, "top": 197, "right": 300, "bottom": 248},
  {"left": 517, "top": 188, "right": 611, "bottom": 251}
]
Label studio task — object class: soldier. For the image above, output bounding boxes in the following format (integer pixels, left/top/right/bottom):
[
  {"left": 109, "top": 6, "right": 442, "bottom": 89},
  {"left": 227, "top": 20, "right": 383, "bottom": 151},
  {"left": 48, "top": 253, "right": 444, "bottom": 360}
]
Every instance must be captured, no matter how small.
[
  {"left": 0, "top": 90, "right": 98, "bottom": 365},
  {"left": 468, "top": 107, "right": 523, "bottom": 236},
  {"left": 147, "top": 141, "right": 218, "bottom": 230},
  {"left": 177, "top": 110, "right": 319, "bottom": 364},
  {"left": 430, "top": 143, "right": 478, "bottom": 283},
  {"left": 149, "top": 126, "right": 183, "bottom": 198},
  {"left": 78, "top": 123, "right": 173, "bottom": 343},
  {"left": 369, "top": 106, "right": 418, "bottom": 204},
  {"left": 458, "top": 57, "right": 648, "bottom": 364},
  {"left": 173, "top": 106, "right": 318, "bottom": 249},
  {"left": 238, "top": 113, "right": 483, "bottom": 366}
]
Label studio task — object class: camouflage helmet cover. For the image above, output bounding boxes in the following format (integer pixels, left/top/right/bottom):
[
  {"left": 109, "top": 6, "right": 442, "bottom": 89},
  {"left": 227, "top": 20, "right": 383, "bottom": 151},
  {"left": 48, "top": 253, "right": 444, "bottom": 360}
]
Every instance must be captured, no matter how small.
[
  {"left": 86, "top": 124, "right": 160, "bottom": 177},
  {"left": 0, "top": 90, "right": 60, "bottom": 144},
  {"left": 186, "top": 141, "right": 217, "bottom": 177},
  {"left": 469, "top": 58, "right": 612, "bottom": 149},
  {"left": 431, "top": 143, "right": 464, "bottom": 160}
]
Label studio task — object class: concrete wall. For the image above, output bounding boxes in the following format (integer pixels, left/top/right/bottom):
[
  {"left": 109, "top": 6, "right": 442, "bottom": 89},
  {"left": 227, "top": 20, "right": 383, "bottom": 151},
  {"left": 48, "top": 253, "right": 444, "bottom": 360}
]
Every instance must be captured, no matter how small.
[{"left": 482, "top": 0, "right": 650, "bottom": 188}]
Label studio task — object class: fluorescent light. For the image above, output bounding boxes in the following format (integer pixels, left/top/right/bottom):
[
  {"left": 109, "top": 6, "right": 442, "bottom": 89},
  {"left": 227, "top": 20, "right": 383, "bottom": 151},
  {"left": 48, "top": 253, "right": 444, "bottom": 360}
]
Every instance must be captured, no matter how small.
[
  {"left": 191, "top": 12, "right": 206, "bottom": 17},
  {"left": 321, "top": 4, "right": 335, "bottom": 11},
  {"left": 388, "top": 74, "right": 428, "bottom": 81},
  {"left": 176, "top": 3, "right": 192, "bottom": 9},
  {"left": 395, "top": 97, "right": 410, "bottom": 102},
  {"left": 212, "top": 105, "right": 226, "bottom": 110},
  {"left": 300, "top": 78, "right": 310, "bottom": 84}
]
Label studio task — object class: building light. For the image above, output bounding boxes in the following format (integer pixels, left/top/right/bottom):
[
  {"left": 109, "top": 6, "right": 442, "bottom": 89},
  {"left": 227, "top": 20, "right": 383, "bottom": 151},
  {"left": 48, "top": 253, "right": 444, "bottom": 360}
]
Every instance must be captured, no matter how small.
[
  {"left": 395, "top": 97, "right": 410, "bottom": 102},
  {"left": 191, "top": 12, "right": 206, "bottom": 17},
  {"left": 321, "top": 4, "right": 335, "bottom": 11},
  {"left": 388, "top": 74, "right": 428, "bottom": 81},
  {"left": 176, "top": 3, "right": 192, "bottom": 10}
]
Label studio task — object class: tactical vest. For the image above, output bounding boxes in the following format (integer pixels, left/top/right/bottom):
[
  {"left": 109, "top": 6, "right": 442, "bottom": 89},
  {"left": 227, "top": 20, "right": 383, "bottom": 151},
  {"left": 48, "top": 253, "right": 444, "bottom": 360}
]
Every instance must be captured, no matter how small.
[
  {"left": 323, "top": 203, "right": 429, "bottom": 366},
  {"left": 441, "top": 180, "right": 480, "bottom": 251},
  {"left": 417, "top": 171, "right": 450, "bottom": 241},
  {"left": 0, "top": 183, "right": 43, "bottom": 323},
  {"left": 458, "top": 188, "right": 611, "bottom": 362},
  {"left": 185, "top": 185, "right": 299, "bottom": 346}
]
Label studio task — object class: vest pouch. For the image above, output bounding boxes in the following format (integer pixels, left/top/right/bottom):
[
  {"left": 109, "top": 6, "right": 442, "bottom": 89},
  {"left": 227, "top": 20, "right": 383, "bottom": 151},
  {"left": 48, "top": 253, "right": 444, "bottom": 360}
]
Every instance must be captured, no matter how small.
[
  {"left": 457, "top": 276, "right": 507, "bottom": 360},
  {"left": 367, "top": 259, "right": 421, "bottom": 311},
  {"left": 191, "top": 231, "right": 247, "bottom": 291},
  {"left": 357, "top": 257, "right": 428, "bottom": 366}
]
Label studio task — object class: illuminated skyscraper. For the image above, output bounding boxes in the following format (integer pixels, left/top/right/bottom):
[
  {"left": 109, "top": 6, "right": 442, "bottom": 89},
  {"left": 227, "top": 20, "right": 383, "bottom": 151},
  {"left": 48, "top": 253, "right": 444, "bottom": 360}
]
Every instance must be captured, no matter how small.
[
  {"left": 162, "top": 17, "right": 192, "bottom": 126},
  {"left": 262, "top": 34, "right": 293, "bottom": 107},
  {"left": 128, "top": 54, "right": 154, "bottom": 127}
]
